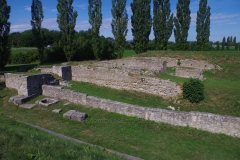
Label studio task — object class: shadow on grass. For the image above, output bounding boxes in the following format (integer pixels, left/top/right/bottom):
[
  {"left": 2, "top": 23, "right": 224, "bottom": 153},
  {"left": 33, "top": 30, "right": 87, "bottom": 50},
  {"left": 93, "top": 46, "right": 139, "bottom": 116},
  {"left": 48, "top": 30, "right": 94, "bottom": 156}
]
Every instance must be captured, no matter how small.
[
  {"left": 0, "top": 64, "right": 38, "bottom": 74},
  {"left": 0, "top": 82, "right": 5, "bottom": 90}
]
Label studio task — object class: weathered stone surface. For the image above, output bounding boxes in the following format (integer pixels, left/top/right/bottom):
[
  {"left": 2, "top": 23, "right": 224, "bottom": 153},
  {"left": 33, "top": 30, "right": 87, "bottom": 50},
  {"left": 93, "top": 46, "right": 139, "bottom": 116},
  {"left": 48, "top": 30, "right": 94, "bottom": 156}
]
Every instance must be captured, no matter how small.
[
  {"left": 63, "top": 110, "right": 87, "bottom": 122},
  {"left": 71, "top": 111, "right": 88, "bottom": 122},
  {"left": 71, "top": 65, "right": 181, "bottom": 97},
  {"left": 175, "top": 67, "right": 205, "bottom": 80},
  {"left": 9, "top": 94, "right": 37, "bottom": 105},
  {"left": 19, "top": 104, "right": 36, "bottom": 109},
  {"left": 42, "top": 85, "right": 240, "bottom": 138},
  {"left": 63, "top": 110, "right": 77, "bottom": 119},
  {"left": 0, "top": 75, "right": 5, "bottom": 81},
  {"left": 59, "top": 80, "right": 72, "bottom": 87},
  {"left": 5, "top": 73, "right": 55, "bottom": 96},
  {"left": 36, "top": 98, "right": 59, "bottom": 106},
  {"left": 52, "top": 109, "right": 62, "bottom": 113},
  {"left": 41, "top": 65, "right": 72, "bottom": 80}
]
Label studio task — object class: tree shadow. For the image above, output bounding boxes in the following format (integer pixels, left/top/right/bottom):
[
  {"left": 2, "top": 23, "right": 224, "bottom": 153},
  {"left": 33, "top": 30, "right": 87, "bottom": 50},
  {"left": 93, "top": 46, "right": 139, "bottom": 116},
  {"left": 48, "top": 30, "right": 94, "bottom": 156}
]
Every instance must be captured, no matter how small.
[
  {"left": 0, "top": 82, "right": 6, "bottom": 90},
  {"left": 0, "top": 64, "right": 38, "bottom": 74}
]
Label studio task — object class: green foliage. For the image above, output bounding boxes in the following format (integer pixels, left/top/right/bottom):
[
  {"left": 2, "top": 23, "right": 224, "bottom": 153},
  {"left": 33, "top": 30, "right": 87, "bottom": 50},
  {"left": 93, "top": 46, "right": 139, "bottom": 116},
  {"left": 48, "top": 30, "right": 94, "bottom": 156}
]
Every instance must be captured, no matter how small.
[
  {"left": 183, "top": 78, "right": 204, "bottom": 103},
  {"left": 0, "top": 0, "right": 11, "bottom": 69},
  {"left": 226, "top": 36, "right": 230, "bottom": 50},
  {"left": 43, "top": 47, "right": 66, "bottom": 63},
  {"left": 131, "top": 0, "right": 152, "bottom": 54},
  {"left": 88, "top": 0, "right": 102, "bottom": 59},
  {"left": 221, "top": 37, "right": 225, "bottom": 50},
  {"left": 31, "top": 0, "right": 44, "bottom": 63},
  {"left": 57, "top": 0, "right": 78, "bottom": 61},
  {"left": 8, "top": 51, "right": 39, "bottom": 64},
  {"left": 153, "top": 0, "right": 174, "bottom": 50},
  {"left": 216, "top": 41, "right": 220, "bottom": 50},
  {"left": 196, "top": 0, "right": 211, "bottom": 51},
  {"left": 173, "top": 0, "right": 191, "bottom": 50},
  {"left": 111, "top": 0, "right": 128, "bottom": 58}
]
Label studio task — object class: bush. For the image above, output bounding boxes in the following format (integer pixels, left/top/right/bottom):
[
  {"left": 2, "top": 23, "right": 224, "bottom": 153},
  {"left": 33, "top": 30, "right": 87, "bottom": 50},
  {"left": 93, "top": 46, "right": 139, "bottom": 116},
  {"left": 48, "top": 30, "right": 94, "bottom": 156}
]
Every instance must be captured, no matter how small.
[
  {"left": 183, "top": 78, "right": 204, "bottom": 103},
  {"left": 9, "top": 50, "right": 39, "bottom": 64}
]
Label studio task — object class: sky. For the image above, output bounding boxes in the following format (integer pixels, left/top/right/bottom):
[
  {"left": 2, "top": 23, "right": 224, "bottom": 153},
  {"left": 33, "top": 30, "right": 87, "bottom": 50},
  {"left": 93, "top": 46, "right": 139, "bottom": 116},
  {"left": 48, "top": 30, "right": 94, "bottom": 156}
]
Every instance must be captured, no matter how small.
[{"left": 7, "top": 0, "right": 240, "bottom": 42}]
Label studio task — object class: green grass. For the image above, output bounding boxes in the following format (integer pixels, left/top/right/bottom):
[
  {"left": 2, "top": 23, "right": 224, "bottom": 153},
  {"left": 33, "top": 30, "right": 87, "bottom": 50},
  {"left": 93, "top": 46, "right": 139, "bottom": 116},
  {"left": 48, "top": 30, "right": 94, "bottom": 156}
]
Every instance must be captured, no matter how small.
[
  {"left": 0, "top": 115, "right": 125, "bottom": 160},
  {"left": 0, "top": 86, "right": 240, "bottom": 160},
  {"left": 11, "top": 48, "right": 37, "bottom": 55},
  {"left": 123, "top": 50, "right": 136, "bottom": 58}
]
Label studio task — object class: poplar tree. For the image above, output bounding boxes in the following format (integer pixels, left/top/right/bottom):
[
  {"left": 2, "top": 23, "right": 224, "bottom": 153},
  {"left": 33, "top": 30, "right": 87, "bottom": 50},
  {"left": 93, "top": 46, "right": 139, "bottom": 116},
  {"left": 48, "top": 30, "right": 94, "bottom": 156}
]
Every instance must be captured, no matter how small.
[
  {"left": 57, "top": 0, "right": 78, "bottom": 61},
  {"left": 131, "top": 0, "right": 152, "bottom": 54},
  {"left": 88, "top": 0, "right": 102, "bottom": 59},
  {"left": 221, "top": 37, "right": 225, "bottom": 50},
  {"left": 196, "top": 0, "right": 211, "bottom": 51},
  {"left": 31, "top": 0, "right": 44, "bottom": 63},
  {"left": 153, "top": 0, "right": 174, "bottom": 50},
  {"left": 173, "top": 0, "right": 191, "bottom": 50},
  {"left": 233, "top": 37, "right": 238, "bottom": 50},
  {"left": 226, "top": 36, "right": 230, "bottom": 50},
  {"left": 216, "top": 41, "right": 220, "bottom": 50},
  {"left": 111, "top": 0, "right": 128, "bottom": 58},
  {"left": 0, "top": 0, "right": 11, "bottom": 69}
]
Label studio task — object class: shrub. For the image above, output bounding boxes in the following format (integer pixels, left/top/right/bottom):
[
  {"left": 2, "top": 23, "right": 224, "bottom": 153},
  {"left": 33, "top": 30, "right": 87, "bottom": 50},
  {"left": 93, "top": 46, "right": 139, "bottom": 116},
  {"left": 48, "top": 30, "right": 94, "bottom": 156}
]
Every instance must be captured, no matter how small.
[
  {"left": 183, "top": 78, "right": 204, "bottom": 103},
  {"left": 9, "top": 50, "right": 39, "bottom": 64}
]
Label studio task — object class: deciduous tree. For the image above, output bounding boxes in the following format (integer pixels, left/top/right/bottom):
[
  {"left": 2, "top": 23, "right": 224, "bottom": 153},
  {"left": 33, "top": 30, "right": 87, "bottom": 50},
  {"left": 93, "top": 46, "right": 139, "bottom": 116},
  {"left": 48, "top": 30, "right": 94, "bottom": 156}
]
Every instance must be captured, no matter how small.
[
  {"left": 57, "top": 0, "right": 78, "bottom": 61},
  {"left": 111, "top": 0, "right": 128, "bottom": 58},
  {"left": 196, "top": 0, "right": 211, "bottom": 50},
  {"left": 173, "top": 0, "right": 191, "bottom": 50},
  {"left": 0, "top": 0, "right": 11, "bottom": 69},
  {"left": 88, "top": 0, "right": 102, "bottom": 59},
  {"left": 153, "top": 0, "right": 174, "bottom": 50},
  {"left": 31, "top": 0, "right": 44, "bottom": 63},
  {"left": 221, "top": 37, "right": 225, "bottom": 50},
  {"left": 131, "top": 0, "right": 152, "bottom": 54}
]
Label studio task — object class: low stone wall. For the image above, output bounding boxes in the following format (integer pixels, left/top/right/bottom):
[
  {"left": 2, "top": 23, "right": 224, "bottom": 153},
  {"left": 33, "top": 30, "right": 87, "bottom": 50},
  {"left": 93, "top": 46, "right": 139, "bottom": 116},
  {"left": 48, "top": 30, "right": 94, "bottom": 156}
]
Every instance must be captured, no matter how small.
[
  {"left": 72, "top": 65, "right": 181, "bottom": 97},
  {"left": 93, "top": 57, "right": 220, "bottom": 71},
  {"left": 5, "top": 73, "right": 55, "bottom": 96},
  {"left": 0, "top": 75, "right": 5, "bottom": 81},
  {"left": 41, "top": 66, "right": 72, "bottom": 80},
  {"left": 175, "top": 67, "right": 205, "bottom": 80},
  {"left": 42, "top": 85, "right": 240, "bottom": 138}
]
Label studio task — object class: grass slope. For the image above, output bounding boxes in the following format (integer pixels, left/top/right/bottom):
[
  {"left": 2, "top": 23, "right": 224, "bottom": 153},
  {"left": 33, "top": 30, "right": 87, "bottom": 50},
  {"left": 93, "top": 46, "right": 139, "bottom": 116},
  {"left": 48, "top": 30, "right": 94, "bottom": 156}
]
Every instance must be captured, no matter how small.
[
  {"left": 0, "top": 116, "right": 125, "bottom": 160},
  {"left": 0, "top": 84, "right": 240, "bottom": 159}
]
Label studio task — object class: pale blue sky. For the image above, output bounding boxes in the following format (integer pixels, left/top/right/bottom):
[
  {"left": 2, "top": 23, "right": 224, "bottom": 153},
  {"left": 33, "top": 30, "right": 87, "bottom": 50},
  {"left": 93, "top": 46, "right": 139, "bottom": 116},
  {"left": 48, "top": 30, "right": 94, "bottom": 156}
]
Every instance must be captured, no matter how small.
[{"left": 7, "top": 0, "right": 240, "bottom": 42}]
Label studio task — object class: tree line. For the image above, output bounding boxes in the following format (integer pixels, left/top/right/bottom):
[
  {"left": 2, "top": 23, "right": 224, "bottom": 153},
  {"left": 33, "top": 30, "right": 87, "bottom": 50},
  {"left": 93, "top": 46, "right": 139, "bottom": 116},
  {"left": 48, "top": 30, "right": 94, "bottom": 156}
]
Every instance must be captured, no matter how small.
[{"left": 0, "top": 0, "right": 239, "bottom": 69}]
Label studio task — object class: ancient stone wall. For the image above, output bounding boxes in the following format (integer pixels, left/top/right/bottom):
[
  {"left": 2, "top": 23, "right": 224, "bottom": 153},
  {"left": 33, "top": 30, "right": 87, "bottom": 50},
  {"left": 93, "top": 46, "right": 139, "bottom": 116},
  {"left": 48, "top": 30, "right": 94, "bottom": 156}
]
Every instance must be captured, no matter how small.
[
  {"left": 42, "top": 85, "right": 240, "bottom": 138},
  {"left": 93, "top": 57, "right": 219, "bottom": 71},
  {"left": 41, "top": 66, "right": 72, "bottom": 80},
  {"left": 175, "top": 67, "right": 205, "bottom": 80},
  {"left": 5, "top": 73, "right": 55, "bottom": 96},
  {"left": 71, "top": 65, "right": 181, "bottom": 97}
]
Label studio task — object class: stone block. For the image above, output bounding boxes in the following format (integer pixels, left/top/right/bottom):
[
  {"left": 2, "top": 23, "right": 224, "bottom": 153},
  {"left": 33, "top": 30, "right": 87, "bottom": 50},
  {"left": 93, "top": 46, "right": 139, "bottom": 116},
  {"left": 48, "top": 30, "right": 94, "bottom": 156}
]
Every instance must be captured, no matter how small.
[
  {"left": 52, "top": 109, "right": 62, "bottom": 113},
  {"left": 19, "top": 104, "right": 36, "bottom": 109},
  {"left": 9, "top": 94, "right": 37, "bottom": 105},
  {"left": 63, "top": 110, "right": 88, "bottom": 122},
  {"left": 36, "top": 98, "right": 59, "bottom": 106},
  {"left": 63, "top": 110, "right": 77, "bottom": 119}
]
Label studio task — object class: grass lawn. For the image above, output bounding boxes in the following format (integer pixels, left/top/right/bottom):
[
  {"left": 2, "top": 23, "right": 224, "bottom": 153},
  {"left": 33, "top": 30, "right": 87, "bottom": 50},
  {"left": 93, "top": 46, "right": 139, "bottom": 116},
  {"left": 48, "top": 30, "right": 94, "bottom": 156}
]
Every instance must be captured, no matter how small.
[
  {"left": 123, "top": 50, "right": 136, "bottom": 58},
  {"left": 11, "top": 48, "right": 37, "bottom": 55},
  {"left": 0, "top": 85, "right": 240, "bottom": 160},
  {"left": 0, "top": 115, "right": 125, "bottom": 160}
]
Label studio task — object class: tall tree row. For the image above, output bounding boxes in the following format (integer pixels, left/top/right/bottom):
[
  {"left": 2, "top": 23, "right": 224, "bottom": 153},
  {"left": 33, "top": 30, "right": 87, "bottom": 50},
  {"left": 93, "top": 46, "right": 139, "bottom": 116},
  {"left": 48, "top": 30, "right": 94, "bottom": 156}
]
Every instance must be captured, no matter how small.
[
  {"left": 196, "top": 0, "right": 211, "bottom": 50},
  {"left": 153, "top": 0, "right": 173, "bottom": 50},
  {"left": 111, "top": 0, "right": 128, "bottom": 58},
  {"left": 31, "top": 0, "right": 44, "bottom": 63},
  {"left": 131, "top": 0, "right": 152, "bottom": 54},
  {"left": 88, "top": 0, "right": 102, "bottom": 60},
  {"left": 0, "top": 0, "right": 11, "bottom": 69},
  {"left": 57, "top": 0, "right": 78, "bottom": 61},
  {"left": 173, "top": 0, "right": 191, "bottom": 50}
]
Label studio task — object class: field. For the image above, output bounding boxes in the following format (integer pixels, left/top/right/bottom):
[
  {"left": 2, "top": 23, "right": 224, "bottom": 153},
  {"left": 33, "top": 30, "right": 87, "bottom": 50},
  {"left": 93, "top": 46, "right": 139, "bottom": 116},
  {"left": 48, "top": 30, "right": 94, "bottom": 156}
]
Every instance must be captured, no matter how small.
[
  {"left": 1, "top": 50, "right": 240, "bottom": 159},
  {"left": 11, "top": 48, "right": 37, "bottom": 55}
]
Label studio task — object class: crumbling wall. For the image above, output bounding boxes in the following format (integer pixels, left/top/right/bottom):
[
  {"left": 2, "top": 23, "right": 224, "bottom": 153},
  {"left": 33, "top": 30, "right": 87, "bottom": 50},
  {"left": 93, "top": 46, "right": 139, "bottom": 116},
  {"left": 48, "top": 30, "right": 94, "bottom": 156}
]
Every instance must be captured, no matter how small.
[
  {"left": 71, "top": 65, "right": 181, "bottom": 97},
  {"left": 93, "top": 57, "right": 219, "bottom": 71},
  {"left": 41, "top": 66, "right": 72, "bottom": 80},
  {"left": 5, "top": 73, "right": 55, "bottom": 96},
  {"left": 42, "top": 85, "right": 240, "bottom": 138},
  {"left": 175, "top": 67, "right": 205, "bottom": 80}
]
